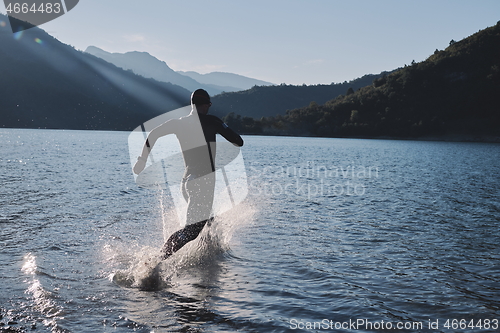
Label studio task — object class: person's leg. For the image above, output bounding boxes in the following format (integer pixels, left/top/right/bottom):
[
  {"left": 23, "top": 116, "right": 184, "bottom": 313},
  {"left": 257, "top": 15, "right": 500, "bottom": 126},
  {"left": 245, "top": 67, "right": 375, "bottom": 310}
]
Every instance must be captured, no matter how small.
[
  {"left": 185, "top": 172, "right": 215, "bottom": 225},
  {"left": 161, "top": 219, "right": 210, "bottom": 259},
  {"left": 161, "top": 173, "right": 215, "bottom": 259}
]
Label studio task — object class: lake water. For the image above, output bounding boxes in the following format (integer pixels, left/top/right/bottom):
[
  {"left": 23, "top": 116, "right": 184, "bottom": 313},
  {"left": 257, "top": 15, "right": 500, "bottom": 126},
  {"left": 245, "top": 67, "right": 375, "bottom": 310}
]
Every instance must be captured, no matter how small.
[{"left": 1, "top": 128, "right": 499, "bottom": 333}]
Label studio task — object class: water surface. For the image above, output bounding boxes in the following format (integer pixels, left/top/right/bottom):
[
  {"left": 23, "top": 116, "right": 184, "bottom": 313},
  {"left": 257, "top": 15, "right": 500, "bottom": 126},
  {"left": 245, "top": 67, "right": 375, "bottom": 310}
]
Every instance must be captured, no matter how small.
[{"left": 1, "top": 129, "right": 499, "bottom": 332}]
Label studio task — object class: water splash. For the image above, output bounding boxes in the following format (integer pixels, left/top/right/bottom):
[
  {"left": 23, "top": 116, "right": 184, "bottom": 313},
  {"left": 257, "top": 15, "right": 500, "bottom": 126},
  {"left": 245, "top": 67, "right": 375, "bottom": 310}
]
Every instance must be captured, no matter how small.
[
  {"left": 108, "top": 198, "right": 257, "bottom": 291},
  {"left": 110, "top": 247, "right": 166, "bottom": 291}
]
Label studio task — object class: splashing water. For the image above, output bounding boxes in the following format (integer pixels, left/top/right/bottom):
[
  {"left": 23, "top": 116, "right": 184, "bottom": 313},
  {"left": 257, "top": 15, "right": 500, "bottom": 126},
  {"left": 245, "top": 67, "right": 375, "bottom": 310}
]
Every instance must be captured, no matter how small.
[{"left": 108, "top": 193, "right": 257, "bottom": 292}]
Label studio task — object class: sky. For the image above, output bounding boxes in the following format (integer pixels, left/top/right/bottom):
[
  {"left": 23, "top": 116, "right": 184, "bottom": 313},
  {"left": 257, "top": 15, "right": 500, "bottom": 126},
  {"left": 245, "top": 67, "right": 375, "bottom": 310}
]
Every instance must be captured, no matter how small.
[{"left": 2, "top": 0, "right": 500, "bottom": 85}]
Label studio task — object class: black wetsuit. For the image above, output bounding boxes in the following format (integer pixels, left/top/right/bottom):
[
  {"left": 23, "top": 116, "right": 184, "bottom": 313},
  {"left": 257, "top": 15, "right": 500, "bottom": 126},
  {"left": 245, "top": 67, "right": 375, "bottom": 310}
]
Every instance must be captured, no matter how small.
[
  {"left": 199, "top": 113, "right": 243, "bottom": 145},
  {"left": 161, "top": 112, "right": 243, "bottom": 259}
]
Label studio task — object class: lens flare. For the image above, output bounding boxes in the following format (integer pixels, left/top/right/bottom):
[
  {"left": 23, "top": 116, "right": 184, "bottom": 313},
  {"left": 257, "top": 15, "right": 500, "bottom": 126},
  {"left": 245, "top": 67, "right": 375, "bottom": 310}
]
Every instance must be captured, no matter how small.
[
  {"left": 13, "top": 31, "right": 24, "bottom": 40},
  {"left": 35, "top": 38, "right": 43, "bottom": 44}
]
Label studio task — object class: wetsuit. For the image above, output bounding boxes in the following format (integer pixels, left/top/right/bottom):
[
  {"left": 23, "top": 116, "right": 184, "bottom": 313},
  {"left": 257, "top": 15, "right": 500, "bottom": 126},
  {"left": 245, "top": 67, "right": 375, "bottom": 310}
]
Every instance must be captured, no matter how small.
[{"left": 160, "top": 112, "right": 243, "bottom": 259}]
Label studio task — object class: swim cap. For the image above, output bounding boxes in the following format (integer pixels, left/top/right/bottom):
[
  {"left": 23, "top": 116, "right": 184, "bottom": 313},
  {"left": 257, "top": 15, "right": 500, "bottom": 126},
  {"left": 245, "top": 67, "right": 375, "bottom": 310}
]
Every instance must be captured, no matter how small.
[{"left": 191, "top": 89, "right": 211, "bottom": 105}]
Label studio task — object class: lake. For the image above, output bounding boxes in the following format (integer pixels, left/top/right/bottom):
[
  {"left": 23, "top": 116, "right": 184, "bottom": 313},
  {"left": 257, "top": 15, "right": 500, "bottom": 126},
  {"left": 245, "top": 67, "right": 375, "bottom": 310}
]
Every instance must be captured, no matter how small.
[{"left": 1, "top": 128, "right": 499, "bottom": 332}]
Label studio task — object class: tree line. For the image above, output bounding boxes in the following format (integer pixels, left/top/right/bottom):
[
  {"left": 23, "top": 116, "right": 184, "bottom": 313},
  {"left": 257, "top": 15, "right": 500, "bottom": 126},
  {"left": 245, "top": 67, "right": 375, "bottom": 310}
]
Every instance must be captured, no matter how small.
[{"left": 222, "top": 22, "right": 500, "bottom": 140}]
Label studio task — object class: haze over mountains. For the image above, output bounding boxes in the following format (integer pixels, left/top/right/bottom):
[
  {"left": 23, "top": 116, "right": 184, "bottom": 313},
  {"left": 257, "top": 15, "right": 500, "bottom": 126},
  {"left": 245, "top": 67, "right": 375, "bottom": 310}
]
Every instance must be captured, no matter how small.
[
  {"left": 0, "top": 13, "right": 190, "bottom": 130},
  {"left": 0, "top": 10, "right": 385, "bottom": 132},
  {"left": 85, "top": 46, "right": 274, "bottom": 95}
]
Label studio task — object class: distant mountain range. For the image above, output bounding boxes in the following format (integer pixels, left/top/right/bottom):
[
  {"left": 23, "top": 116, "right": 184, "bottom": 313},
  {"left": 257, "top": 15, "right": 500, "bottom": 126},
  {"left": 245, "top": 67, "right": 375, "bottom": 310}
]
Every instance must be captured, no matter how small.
[
  {"left": 177, "top": 70, "right": 274, "bottom": 93},
  {"left": 0, "top": 13, "right": 190, "bottom": 131},
  {"left": 84, "top": 46, "right": 274, "bottom": 95},
  {"left": 1, "top": 12, "right": 498, "bottom": 141},
  {"left": 0, "top": 10, "right": 387, "bottom": 132}
]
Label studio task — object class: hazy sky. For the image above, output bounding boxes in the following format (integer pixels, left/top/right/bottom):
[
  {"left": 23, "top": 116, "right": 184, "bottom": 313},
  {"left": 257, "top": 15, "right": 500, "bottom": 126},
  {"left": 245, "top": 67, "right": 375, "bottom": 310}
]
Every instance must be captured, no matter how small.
[{"left": 2, "top": 0, "right": 499, "bottom": 85}]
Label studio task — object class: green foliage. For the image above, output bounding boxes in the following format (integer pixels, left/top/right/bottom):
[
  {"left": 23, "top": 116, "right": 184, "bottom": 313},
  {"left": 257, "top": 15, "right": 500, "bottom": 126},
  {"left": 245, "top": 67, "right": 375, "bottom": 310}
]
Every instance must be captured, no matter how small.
[{"left": 222, "top": 112, "right": 262, "bottom": 134}]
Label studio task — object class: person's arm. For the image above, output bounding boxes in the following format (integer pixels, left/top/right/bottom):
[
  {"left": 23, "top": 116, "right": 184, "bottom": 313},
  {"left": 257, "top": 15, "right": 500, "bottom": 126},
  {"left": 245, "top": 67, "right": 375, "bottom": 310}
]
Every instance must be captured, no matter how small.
[
  {"left": 214, "top": 117, "right": 244, "bottom": 147},
  {"left": 133, "top": 119, "right": 177, "bottom": 174}
]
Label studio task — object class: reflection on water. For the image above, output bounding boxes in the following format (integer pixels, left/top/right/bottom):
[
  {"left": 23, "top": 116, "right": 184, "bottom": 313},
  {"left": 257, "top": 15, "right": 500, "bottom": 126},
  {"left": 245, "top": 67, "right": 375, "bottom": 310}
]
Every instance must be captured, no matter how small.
[
  {"left": 21, "top": 253, "right": 65, "bottom": 332},
  {"left": 1, "top": 130, "right": 499, "bottom": 332}
]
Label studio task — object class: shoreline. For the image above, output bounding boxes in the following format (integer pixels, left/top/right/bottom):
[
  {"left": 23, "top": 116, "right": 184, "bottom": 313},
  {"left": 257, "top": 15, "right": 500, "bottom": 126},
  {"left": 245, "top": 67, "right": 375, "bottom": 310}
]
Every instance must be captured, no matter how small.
[{"left": 2, "top": 126, "right": 499, "bottom": 144}]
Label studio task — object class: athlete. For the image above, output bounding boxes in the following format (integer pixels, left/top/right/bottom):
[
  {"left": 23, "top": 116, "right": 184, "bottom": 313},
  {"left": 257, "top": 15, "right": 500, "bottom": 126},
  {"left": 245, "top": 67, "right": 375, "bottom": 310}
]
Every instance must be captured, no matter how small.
[{"left": 133, "top": 89, "right": 244, "bottom": 259}]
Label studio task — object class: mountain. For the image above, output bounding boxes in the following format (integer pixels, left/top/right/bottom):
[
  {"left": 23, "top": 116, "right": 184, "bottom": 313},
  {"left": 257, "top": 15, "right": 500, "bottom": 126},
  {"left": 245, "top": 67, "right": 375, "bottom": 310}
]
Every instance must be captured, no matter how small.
[
  {"left": 3, "top": 11, "right": 498, "bottom": 140},
  {"left": 85, "top": 47, "right": 273, "bottom": 95},
  {"left": 209, "top": 73, "right": 392, "bottom": 119},
  {"left": 223, "top": 22, "right": 500, "bottom": 140},
  {"left": 177, "top": 71, "right": 274, "bottom": 92},
  {"left": 0, "top": 13, "right": 190, "bottom": 131},
  {"left": 84, "top": 46, "right": 222, "bottom": 94}
]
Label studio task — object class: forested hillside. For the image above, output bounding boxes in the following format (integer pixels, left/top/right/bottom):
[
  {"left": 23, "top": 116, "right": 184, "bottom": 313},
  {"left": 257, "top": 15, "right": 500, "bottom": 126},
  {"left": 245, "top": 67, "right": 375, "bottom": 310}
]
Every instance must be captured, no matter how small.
[
  {"left": 210, "top": 73, "right": 390, "bottom": 119},
  {"left": 0, "top": 13, "right": 190, "bottom": 131},
  {"left": 223, "top": 22, "right": 500, "bottom": 140}
]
